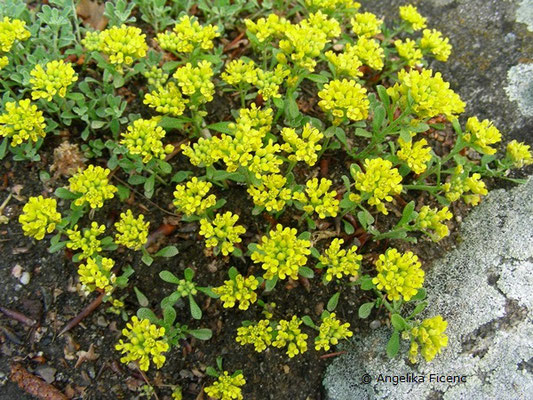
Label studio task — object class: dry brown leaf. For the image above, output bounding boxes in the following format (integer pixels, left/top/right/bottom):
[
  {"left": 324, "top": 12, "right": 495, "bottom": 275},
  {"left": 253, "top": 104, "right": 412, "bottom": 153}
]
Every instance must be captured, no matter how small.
[
  {"left": 75, "top": 343, "right": 99, "bottom": 368},
  {"left": 76, "top": 0, "right": 108, "bottom": 31}
]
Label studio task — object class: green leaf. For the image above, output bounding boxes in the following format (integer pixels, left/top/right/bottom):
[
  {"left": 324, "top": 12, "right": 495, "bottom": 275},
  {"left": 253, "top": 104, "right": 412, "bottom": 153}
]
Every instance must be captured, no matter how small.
[
  {"left": 141, "top": 252, "right": 153, "bottom": 266},
  {"left": 232, "top": 247, "right": 243, "bottom": 257},
  {"left": 48, "top": 240, "right": 66, "bottom": 253},
  {"left": 117, "top": 185, "right": 130, "bottom": 201},
  {"left": 354, "top": 128, "right": 372, "bottom": 138},
  {"left": 410, "top": 288, "right": 426, "bottom": 302},
  {"left": 163, "top": 306, "right": 177, "bottom": 325},
  {"left": 134, "top": 287, "right": 149, "bottom": 307},
  {"left": 358, "top": 302, "right": 375, "bottom": 319},
  {"left": 265, "top": 276, "right": 278, "bottom": 292},
  {"left": 155, "top": 245, "right": 179, "bottom": 258},
  {"left": 55, "top": 187, "right": 78, "bottom": 200},
  {"left": 391, "top": 314, "right": 407, "bottom": 331},
  {"left": 397, "top": 201, "right": 416, "bottom": 226},
  {"left": 228, "top": 267, "right": 239, "bottom": 280},
  {"left": 399, "top": 129, "right": 412, "bottom": 143},
  {"left": 298, "top": 231, "right": 311, "bottom": 241},
  {"left": 306, "top": 74, "right": 328, "bottom": 83},
  {"left": 302, "top": 315, "right": 315, "bottom": 328},
  {"left": 171, "top": 170, "right": 192, "bottom": 183},
  {"left": 285, "top": 96, "right": 300, "bottom": 120},
  {"left": 386, "top": 331, "right": 400, "bottom": 358},
  {"left": 372, "top": 105, "right": 386, "bottom": 134},
  {"left": 144, "top": 174, "right": 155, "bottom": 197},
  {"left": 310, "top": 247, "right": 321, "bottom": 259},
  {"left": 159, "top": 270, "right": 181, "bottom": 284},
  {"left": 137, "top": 307, "right": 158, "bottom": 324},
  {"left": 335, "top": 127, "right": 347, "bottom": 147},
  {"left": 157, "top": 160, "right": 172, "bottom": 175},
  {"left": 189, "top": 295, "right": 202, "bottom": 319},
  {"left": 359, "top": 276, "right": 375, "bottom": 290},
  {"left": 376, "top": 85, "right": 390, "bottom": 109},
  {"left": 198, "top": 286, "right": 219, "bottom": 298},
  {"left": 327, "top": 292, "right": 340, "bottom": 312},
  {"left": 207, "top": 121, "right": 233, "bottom": 134},
  {"left": 298, "top": 266, "right": 314, "bottom": 279},
  {"left": 343, "top": 219, "right": 355, "bottom": 235},
  {"left": 128, "top": 174, "right": 146, "bottom": 185},
  {"left": 188, "top": 328, "right": 212, "bottom": 340},
  {"left": 409, "top": 301, "right": 428, "bottom": 318},
  {"left": 184, "top": 267, "right": 194, "bottom": 281},
  {"left": 206, "top": 366, "right": 218, "bottom": 377},
  {"left": 0, "top": 139, "right": 7, "bottom": 159}
]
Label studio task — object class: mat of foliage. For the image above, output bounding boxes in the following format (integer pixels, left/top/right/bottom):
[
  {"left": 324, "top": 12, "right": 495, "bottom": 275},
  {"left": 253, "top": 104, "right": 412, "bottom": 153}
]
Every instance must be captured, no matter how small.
[{"left": 0, "top": 0, "right": 531, "bottom": 400}]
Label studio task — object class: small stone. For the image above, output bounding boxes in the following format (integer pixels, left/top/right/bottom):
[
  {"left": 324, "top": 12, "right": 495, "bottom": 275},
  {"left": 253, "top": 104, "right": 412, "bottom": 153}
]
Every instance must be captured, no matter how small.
[
  {"left": 36, "top": 366, "right": 56, "bottom": 384},
  {"left": 11, "top": 264, "right": 22, "bottom": 279},
  {"left": 19, "top": 271, "right": 31, "bottom": 285},
  {"left": 283, "top": 365, "right": 290, "bottom": 374},
  {"left": 369, "top": 320, "right": 381, "bottom": 330}
]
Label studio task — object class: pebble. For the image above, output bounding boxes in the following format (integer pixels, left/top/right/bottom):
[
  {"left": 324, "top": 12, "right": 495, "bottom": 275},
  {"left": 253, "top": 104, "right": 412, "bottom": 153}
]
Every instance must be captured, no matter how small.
[
  {"left": 36, "top": 366, "right": 56, "bottom": 383},
  {"left": 19, "top": 271, "right": 31, "bottom": 285},
  {"left": 11, "top": 264, "right": 22, "bottom": 279},
  {"left": 369, "top": 320, "right": 381, "bottom": 330}
]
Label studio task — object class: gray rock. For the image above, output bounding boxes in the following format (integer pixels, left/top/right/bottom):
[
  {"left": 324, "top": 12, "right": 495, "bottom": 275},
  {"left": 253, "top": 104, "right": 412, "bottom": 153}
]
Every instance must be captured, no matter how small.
[
  {"left": 323, "top": 178, "right": 533, "bottom": 399},
  {"left": 360, "top": 0, "right": 533, "bottom": 145}
]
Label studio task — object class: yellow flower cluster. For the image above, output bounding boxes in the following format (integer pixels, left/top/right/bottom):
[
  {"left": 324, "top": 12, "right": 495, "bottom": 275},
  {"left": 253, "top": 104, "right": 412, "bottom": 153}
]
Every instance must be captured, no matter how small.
[
  {"left": 115, "top": 316, "right": 169, "bottom": 371},
  {"left": 399, "top": 5, "right": 427, "bottom": 31},
  {"left": 420, "top": 29, "right": 452, "bottom": 62},
  {"left": 0, "top": 56, "right": 8, "bottom": 70},
  {"left": 408, "top": 316, "right": 448, "bottom": 363},
  {"left": 199, "top": 212, "right": 246, "bottom": 256},
  {"left": 173, "top": 61, "right": 215, "bottom": 106},
  {"left": 0, "top": 99, "right": 46, "bottom": 146},
  {"left": 78, "top": 256, "right": 116, "bottom": 295},
  {"left": 318, "top": 79, "right": 369, "bottom": 124},
  {"left": 82, "top": 25, "right": 147, "bottom": 68},
  {"left": 176, "top": 279, "right": 197, "bottom": 297},
  {"left": 319, "top": 238, "right": 362, "bottom": 281},
  {"left": 272, "top": 316, "right": 308, "bottom": 358},
  {"left": 0, "top": 17, "right": 30, "bottom": 53},
  {"left": 173, "top": 177, "right": 217, "bottom": 216},
  {"left": 245, "top": 14, "right": 289, "bottom": 43},
  {"left": 19, "top": 196, "right": 61, "bottom": 240},
  {"left": 354, "top": 158, "right": 403, "bottom": 215},
  {"left": 214, "top": 273, "right": 259, "bottom": 310},
  {"left": 351, "top": 12, "right": 382, "bottom": 38},
  {"left": 464, "top": 116, "right": 502, "bottom": 155},
  {"left": 29, "top": 60, "right": 78, "bottom": 101},
  {"left": 66, "top": 222, "right": 105, "bottom": 259},
  {"left": 325, "top": 44, "right": 364, "bottom": 78},
  {"left": 204, "top": 371, "right": 246, "bottom": 400},
  {"left": 352, "top": 37, "right": 385, "bottom": 71},
  {"left": 394, "top": 39, "right": 423, "bottom": 67},
  {"left": 143, "top": 82, "right": 188, "bottom": 116},
  {"left": 397, "top": 137, "right": 432, "bottom": 174},
  {"left": 442, "top": 165, "right": 488, "bottom": 206},
  {"left": 372, "top": 248, "right": 425, "bottom": 302},
  {"left": 69, "top": 165, "right": 117, "bottom": 209},
  {"left": 120, "top": 118, "right": 174, "bottom": 163},
  {"left": 156, "top": 15, "right": 219, "bottom": 53},
  {"left": 314, "top": 313, "right": 353, "bottom": 351},
  {"left": 387, "top": 69, "right": 465, "bottom": 120},
  {"left": 142, "top": 66, "right": 168, "bottom": 88},
  {"left": 251, "top": 225, "right": 311, "bottom": 281},
  {"left": 236, "top": 320, "right": 273, "bottom": 352},
  {"left": 293, "top": 178, "right": 339, "bottom": 219},
  {"left": 255, "top": 64, "right": 290, "bottom": 100},
  {"left": 114, "top": 210, "right": 149, "bottom": 251},
  {"left": 281, "top": 123, "right": 324, "bottom": 166},
  {"left": 221, "top": 59, "right": 258, "bottom": 86},
  {"left": 506, "top": 140, "right": 533, "bottom": 168},
  {"left": 415, "top": 206, "right": 453, "bottom": 242},
  {"left": 305, "top": 0, "right": 361, "bottom": 13},
  {"left": 247, "top": 174, "right": 292, "bottom": 212}
]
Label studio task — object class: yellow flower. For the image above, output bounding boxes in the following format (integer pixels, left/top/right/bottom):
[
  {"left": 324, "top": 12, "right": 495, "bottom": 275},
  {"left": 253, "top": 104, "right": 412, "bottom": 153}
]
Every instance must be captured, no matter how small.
[
  {"left": 247, "top": 174, "right": 292, "bottom": 213},
  {"left": 397, "top": 137, "right": 432, "bottom": 174},
  {"left": 409, "top": 316, "right": 448, "bottom": 363},
  {"left": 0, "top": 99, "right": 46, "bottom": 146},
  {"left": 114, "top": 210, "right": 149, "bottom": 251},
  {"left": 121, "top": 118, "right": 174, "bottom": 163},
  {"left": 246, "top": 141, "right": 284, "bottom": 179},
  {"left": 272, "top": 316, "right": 308, "bottom": 358},
  {"left": 69, "top": 165, "right": 117, "bottom": 209},
  {"left": 251, "top": 224, "right": 311, "bottom": 281},
  {"left": 143, "top": 82, "right": 188, "bottom": 116},
  {"left": 173, "top": 60, "right": 215, "bottom": 105},
  {"left": 171, "top": 387, "right": 182, "bottom": 400},
  {"left": 66, "top": 221, "right": 105, "bottom": 259},
  {"left": 351, "top": 12, "right": 382, "bottom": 38},
  {"left": 214, "top": 273, "right": 259, "bottom": 310},
  {"left": 415, "top": 206, "right": 453, "bottom": 241},
  {"left": 156, "top": 15, "right": 219, "bottom": 53},
  {"left": 0, "top": 56, "right": 8, "bottom": 70},
  {"left": 204, "top": 371, "right": 246, "bottom": 400},
  {"left": 181, "top": 137, "right": 222, "bottom": 167},
  {"left": 281, "top": 123, "right": 324, "bottom": 166},
  {"left": 325, "top": 44, "right": 363, "bottom": 79},
  {"left": 236, "top": 320, "right": 273, "bottom": 352},
  {"left": 293, "top": 178, "right": 339, "bottom": 219},
  {"left": 78, "top": 256, "right": 116, "bottom": 295},
  {"left": 221, "top": 59, "right": 258, "bottom": 86},
  {"left": 199, "top": 212, "right": 246, "bottom": 256},
  {"left": 305, "top": 0, "right": 361, "bottom": 14},
  {"left": 354, "top": 158, "right": 403, "bottom": 215},
  {"left": 19, "top": 196, "right": 61, "bottom": 240},
  {"left": 82, "top": 25, "right": 147, "bottom": 68},
  {"left": 0, "top": 17, "right": 30, "bottom": 52},
  {"left": 399, "top": 5, "right": 427, "bottom": 31},
  {"left": 442, "top": 165, "right": 487, "bottom": 206},
  {"left": 319, "top": 238, "right": 362, "bottom": 281},
  {"left": 352, "top": 37, "right": 384, "bottom": 71},
  {"left": 372, "top": 248, "right": 425, "bottom": 301},
  {"left": 464, "top": 116, "right": 501, "bottom": 155},
  {"left": 315, "top": 313, "right": 353, "bottom": 351},
  {"left": 255, "top": 64, "right": 290, "bottom": 100},
  {"left": 318, "top": 78, "right": 369, "bottom": 124},
  {"left": 142, "top": 66, "right": 168, "bottom": 88},
  {"left": 29, "top": 60, "right": 78, "bottom": 101},
  {"left": 506, "top": 140, "right": 533, "bottom": 168},
  {"left": 173, "top": 177, "right": 217, "bottom": 216},
  {"left": 115, "top": 316, "right": 169, "bottom": 371},
  {"left": 387, "top": 68, "right": 465, "bottom": 120},
  {"left": 394, "top": 39, "right": 423, "bottom": 67},
  {"left": 420, "top": 29, "right": 452, "bottom": 62},
  {"left": 303, "top": 11, "right": 341, "bottom": 39},
  {"left": 245, "top": 14, "right": 289, "bottom": 43}
]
